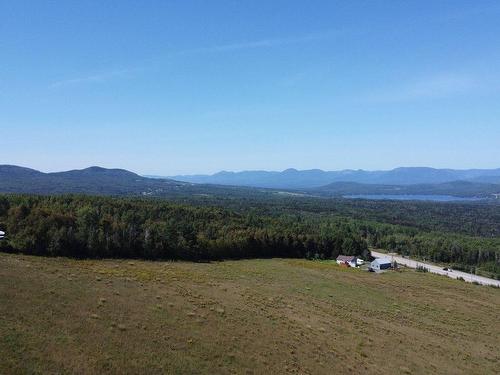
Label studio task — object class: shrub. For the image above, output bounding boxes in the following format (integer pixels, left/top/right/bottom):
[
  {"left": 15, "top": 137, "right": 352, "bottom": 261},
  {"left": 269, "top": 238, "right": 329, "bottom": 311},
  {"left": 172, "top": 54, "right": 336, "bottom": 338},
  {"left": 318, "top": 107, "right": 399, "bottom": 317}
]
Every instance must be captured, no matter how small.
[{"left": 416, "top": 265, "right": 429, "bottom": 273}]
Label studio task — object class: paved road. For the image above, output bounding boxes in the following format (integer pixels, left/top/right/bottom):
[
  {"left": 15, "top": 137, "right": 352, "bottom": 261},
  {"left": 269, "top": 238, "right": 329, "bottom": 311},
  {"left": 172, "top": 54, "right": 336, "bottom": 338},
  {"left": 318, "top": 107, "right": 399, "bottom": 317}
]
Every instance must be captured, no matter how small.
[{"left": 371, "top": 250, "right": 500, "bottom": 287}]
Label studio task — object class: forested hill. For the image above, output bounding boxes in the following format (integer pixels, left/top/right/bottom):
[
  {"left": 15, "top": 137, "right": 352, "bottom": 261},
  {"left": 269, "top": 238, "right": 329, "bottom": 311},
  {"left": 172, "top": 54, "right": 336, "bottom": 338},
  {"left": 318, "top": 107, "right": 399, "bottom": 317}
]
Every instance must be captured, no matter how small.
[
  {"left": 0, "top": 165, "right": 271, "bottom": 198},
  {"left": 0, "top": 165, "right": 183, "bottom": 195}
]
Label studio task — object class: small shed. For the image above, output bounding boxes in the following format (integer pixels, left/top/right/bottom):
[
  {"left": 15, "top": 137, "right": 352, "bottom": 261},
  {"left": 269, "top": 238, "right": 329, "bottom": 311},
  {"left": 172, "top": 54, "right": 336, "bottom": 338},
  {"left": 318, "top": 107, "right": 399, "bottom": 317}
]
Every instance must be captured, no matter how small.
[
  {"left": 336, "top": 255, "right": 358, "bottom": 268},
  {"left": 370, "top": 258, "right": 392, "bottom": 272}
]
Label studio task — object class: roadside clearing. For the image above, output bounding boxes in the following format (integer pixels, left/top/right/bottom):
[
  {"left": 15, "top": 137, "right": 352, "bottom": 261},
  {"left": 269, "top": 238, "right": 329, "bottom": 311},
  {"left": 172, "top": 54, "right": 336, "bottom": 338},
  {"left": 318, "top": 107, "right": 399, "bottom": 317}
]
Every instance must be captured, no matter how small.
[{"left": 371, "top": 250, "right": 500, "bottom": 287}]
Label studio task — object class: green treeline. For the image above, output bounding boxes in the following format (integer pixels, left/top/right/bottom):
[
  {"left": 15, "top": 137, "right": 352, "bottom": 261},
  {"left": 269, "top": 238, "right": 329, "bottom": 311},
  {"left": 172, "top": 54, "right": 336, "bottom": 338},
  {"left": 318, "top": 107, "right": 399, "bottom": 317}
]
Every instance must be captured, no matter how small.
[
  {"left": 0, "top": 195, "right": 499, "bottom": 278},
  {"left": 0, "top": 195, "right": 368, "bottom": 261}
]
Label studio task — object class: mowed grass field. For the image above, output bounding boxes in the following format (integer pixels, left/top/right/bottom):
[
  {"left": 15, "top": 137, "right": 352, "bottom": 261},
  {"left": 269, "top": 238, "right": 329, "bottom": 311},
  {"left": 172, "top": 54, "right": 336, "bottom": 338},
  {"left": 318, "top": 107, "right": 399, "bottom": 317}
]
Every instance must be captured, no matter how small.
[{"left": 1, "top": 253, "right": 499, "bottom": 375}]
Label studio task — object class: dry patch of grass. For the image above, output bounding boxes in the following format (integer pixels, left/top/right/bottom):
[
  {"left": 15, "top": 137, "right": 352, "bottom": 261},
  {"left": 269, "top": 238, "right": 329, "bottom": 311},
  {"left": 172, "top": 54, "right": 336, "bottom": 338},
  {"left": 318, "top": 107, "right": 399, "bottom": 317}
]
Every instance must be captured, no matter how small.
[{"left": 0, "top": 253, "right": 499, "bottom": 374}]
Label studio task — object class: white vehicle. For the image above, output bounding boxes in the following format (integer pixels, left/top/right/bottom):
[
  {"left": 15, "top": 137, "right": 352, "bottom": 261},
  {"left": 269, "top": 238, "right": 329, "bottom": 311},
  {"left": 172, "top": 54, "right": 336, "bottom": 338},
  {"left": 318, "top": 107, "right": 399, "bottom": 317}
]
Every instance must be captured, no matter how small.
[
  {"left": 0, "top": 230, "right": 5, "bottom": 239},
  {"left": 356, "top": 258, "right": 364, "bottom": 266}
]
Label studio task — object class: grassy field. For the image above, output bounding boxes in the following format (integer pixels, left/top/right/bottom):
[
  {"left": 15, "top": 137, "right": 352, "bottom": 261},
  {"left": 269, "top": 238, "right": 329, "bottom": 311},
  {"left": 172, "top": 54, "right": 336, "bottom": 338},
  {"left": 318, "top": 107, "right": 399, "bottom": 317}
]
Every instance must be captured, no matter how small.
[{"left": 1, "top": 253, "right": 499, "bottom": 374}]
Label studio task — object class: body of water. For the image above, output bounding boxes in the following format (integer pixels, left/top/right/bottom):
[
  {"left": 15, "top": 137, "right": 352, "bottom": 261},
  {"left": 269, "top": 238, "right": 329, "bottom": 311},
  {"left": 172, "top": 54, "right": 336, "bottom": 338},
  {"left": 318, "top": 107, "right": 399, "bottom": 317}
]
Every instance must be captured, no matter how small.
[{"left": 343, "top": 194, "right": 485, "bottom": 202}]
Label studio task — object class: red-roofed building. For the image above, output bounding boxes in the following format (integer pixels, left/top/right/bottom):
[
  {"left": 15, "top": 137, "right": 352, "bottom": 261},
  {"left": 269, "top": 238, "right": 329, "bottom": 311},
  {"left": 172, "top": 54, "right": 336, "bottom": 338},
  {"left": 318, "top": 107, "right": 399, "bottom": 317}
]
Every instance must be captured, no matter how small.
[{"left": 336, "top": 255, "right": 358, "bottom": 268}]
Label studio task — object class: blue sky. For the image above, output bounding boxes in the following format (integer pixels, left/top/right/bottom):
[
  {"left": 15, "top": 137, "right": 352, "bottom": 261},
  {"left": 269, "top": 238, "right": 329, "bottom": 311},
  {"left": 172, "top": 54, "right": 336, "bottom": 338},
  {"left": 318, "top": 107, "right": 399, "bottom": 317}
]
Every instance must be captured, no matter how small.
[{"left": 1, "top": 1, "right": 500, "bottom": 175}]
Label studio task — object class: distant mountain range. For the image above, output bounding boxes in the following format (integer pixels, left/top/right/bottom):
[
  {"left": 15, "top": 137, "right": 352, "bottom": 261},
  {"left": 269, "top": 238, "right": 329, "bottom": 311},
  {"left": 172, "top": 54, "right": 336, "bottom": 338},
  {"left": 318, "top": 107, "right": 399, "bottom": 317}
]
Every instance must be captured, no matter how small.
[
  {"left": 1, "top": 165, "right": 499, "bottom": 200},
  {"left": 0, "top": 165, "right": 280, "bottom": 200},
  {"left": 170, "top": 167, "right": 500, "bottom": 189}
]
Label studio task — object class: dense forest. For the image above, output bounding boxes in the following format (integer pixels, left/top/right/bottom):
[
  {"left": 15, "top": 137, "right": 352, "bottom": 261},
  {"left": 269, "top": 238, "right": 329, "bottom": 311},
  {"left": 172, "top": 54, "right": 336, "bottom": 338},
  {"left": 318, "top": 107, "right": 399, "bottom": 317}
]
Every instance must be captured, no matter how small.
[
  {"left": 0, "top": 194, "right": 499, "bottom": 278},
  {"left": 170, "top": 194, "right": 500, "bottom": 238},
  {"left": 0, "top": 195, "right": 369, "bottom": 261}
]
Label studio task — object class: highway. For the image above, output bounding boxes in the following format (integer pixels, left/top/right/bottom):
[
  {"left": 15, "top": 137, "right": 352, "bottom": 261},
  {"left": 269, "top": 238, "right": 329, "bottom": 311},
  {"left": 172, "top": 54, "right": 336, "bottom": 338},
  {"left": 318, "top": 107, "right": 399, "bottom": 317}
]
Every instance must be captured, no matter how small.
[{"left": 371, "top": 250, "right": 500, "bottom": 287}]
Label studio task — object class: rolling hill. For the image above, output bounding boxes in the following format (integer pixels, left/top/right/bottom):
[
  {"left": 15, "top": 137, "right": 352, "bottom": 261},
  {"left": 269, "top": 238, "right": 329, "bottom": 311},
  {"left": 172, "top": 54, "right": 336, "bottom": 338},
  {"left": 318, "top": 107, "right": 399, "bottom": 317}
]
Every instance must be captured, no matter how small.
[
  {"left": 0, "top": 165, "right": 280, "bottom": 200},
  {"left": 1, "top": 253, "right": 499, "bottom": 375},
  {"left": 0, "top": 165, "right": 185, "bottom": 195}
]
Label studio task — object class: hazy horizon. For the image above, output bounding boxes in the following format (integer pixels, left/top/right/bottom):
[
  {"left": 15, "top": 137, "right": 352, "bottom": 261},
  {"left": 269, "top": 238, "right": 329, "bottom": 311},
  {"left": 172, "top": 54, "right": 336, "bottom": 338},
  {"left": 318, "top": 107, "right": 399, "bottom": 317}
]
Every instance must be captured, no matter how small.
[
  {"left": 3, "top": 163, "right": 500, "bottom": 177},
  {"left": 2, "top": 1, "right": 500, "bottom": 175}
]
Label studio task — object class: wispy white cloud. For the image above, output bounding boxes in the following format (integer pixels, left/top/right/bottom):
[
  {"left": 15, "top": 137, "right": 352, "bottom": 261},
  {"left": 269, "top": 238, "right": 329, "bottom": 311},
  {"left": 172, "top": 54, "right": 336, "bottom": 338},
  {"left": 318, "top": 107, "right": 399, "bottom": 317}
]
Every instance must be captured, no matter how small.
[
  {"left": 49, "top": 67, "right": 141, "bottom": 89},
  {"left": 47, "top": 30, "right": 341, "bottom": 89},
  {"left": 178, "top": 30, "right": 342, "bottom": 55},
  {"left": 363, "top": 73, "right": 482, "bottom": 103}
]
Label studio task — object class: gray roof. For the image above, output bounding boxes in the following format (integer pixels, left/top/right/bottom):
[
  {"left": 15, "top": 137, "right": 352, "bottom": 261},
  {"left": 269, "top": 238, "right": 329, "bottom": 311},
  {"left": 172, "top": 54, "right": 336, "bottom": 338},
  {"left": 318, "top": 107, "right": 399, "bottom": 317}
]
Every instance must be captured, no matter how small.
[{"left": 372, "top": 258, "right": 392, "bottom": 265}]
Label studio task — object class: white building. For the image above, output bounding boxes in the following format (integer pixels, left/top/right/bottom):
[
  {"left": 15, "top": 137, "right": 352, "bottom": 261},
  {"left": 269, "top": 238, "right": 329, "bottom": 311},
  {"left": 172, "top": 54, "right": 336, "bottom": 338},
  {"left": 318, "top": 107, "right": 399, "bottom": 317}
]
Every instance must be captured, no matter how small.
[
  {"left": 370, "top": 258, "right": 392, "bottom": 272},
  {"left": 336, "top": 255, "right": 358, "bottom": 268}
]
